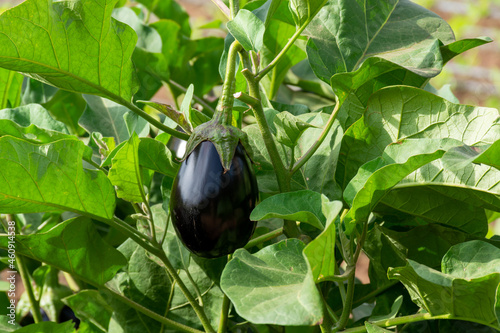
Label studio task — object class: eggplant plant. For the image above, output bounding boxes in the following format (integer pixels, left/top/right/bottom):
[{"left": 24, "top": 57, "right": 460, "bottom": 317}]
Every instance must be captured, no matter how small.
[{"left": 0, "top": 0, "right": 499, "bottom": 332}]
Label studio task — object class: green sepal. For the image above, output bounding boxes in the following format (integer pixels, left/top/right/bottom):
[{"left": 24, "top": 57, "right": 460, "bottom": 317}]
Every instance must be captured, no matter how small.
[{"left": 182, "top": 119, "right": 254, "bottom": 172}]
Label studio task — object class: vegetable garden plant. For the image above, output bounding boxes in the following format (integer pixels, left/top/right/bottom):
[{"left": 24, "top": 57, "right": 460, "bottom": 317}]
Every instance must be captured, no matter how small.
[{"left": 0, "top": 0, "right": 499, "bottom": 331}]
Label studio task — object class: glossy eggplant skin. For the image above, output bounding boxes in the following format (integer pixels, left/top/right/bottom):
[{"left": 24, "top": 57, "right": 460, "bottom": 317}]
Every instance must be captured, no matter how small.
[{"left": 170, "top": 141, "right": 258, "bottom": 258}]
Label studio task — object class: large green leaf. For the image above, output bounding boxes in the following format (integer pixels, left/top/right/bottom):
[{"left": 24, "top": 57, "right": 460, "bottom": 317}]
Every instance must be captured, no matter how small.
[
  {"left": 0, "top": 217, "right": 127, "bottom": 286},
  {"left": 344, "top": 138, "right": 450, "bottom": 233},
  {"left": 106, "top": 239, "right": 172, "bottom": 332},
  {"left": 388, "top": 241, "right": 500, "bottom": 329},
  {"left": 0, "top": 137, "right": 115, "bottom": 219},
  {"left": 274, "top": 111, "right": 316, "bottom": 148},
  {"left": 0, "top": 68, "right": 22, "bottom": 109},
  {"left": 306, "top": 0, "right": 454, "bottom": 83},
  {"left": 250, "top": 190, "right": 329, "bottom": 230},
  {"left": 338, "top": 86, "right": 500, "bottom": 190},
  {"left": 108, "top": 133, "right": 144, "bottom": 203},
  {"left": 13, "top": 321, "right": 76, "bottom": 333},
  {"left": 221, "top": 239, "right": 323, "bottom": 325},
  {"left": 0, "top": 0, "right": 139, "bottom": 102},
  {"left": 331, "top": 38, "right": 490, "bottom": 128}
]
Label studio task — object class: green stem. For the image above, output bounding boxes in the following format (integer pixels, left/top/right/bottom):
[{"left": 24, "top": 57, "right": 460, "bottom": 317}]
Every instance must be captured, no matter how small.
[
  {"left": 185, "top": 268, "right": 204, "bottom": 306},
  {"left": 244, "top": 227, "right": 284, "bottom": 249},
  {"left": 118, "top": 99, "right": 190, "bottom": 141},
  {"left": 340, "top": 313, "right": 452, "bottom": 333},
  {"left": 156, "top": 251, "right": 216, "bottom": 333},
  {"left": 103, "top": 285, "right": 205, "bottom": 333},
  {"left": 333, "top": 271, "right": 356, "bottom": 332},
  {"left": 211, "top": 0, "right": 231, "bottom": 19},
  {"left": 291, "top": 96, "right": 340, "bottom": 175},
  {"left": 213, "top": 41, "right": 242, "bottom": 126},
  {"left": 218, "top": 254, "right": 232, "bottom": 333},
  {"left": 255, "top": 23, "right": 308, "bottom": 82},
  {"left": 109, "top": 217, "right": 158, "bottom": 254},
  {"left": 234, "top": 89, "right": 300, "bottom": 238}
]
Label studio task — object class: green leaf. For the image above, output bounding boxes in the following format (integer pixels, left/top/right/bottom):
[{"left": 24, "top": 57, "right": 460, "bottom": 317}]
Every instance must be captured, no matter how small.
[
  {"left": 388, "top": 247, "right": 500, "bottom": 329},
  {"left": 105, "top": 239, "right": 172, "bottom": 332},
  {"left": 42, "top": 90, "right": 86, "bottom": 136},
  {"left": 0, "top": 217, "right": 127, "bottom": 285},
  {"left": 220, "top": 239, "right": 324, "bottom": 325},
  {"left": 108, "top": 133, "right": 144, "bottom": 203},
  {"left": 261, "top": 19, "right": 306, "bottom": 99},
  {"left": 0, "top": 104, "right": 68, "bottom": 134},
  {"left": 344, "top": 139, "right": 450, "bottom": 234},
  {"left": 274, "top": 111, "right": 316, "bottom": 147},
  {"left": 294, "top": 113, "right": 343, "bottom": 200},
  {"left": 227, "top": 9, "right": 265, "bottom": 52},
  {"left": 0, "top": 68, "right": 22, "bottom": 109},
  {"left": 307, "top": 0, "right": 454, "bottom": 83},
  {"left": 369, "top": 295, "right": 403, "bottom": 322},
  {"left": 21, "top": 78, "right": 58, "bottom": 105},
  {"left": 139, "top": 100, "right": 192, "bottom": 134},
  {"left": 149, "top": 204, "right": 190, "bottom": 271},
  {"left": 63, "top": 290, "right": 112, "bottom": 332},
  {"left": 0, "top": 315, "right": 21, "bottom": 332},
  {"left": 303, "top": 200, "right": 343, "bottom": 282},
  {"left": 0, "top": 137, "right": 114, "bottom": 219},
  {"left": 135, "top": 0, "right": 191, "bottom": 36},
  {"left": 251, "top": 190, "right": 329, "bottom": 230},
  {"left": 80, "top": 95, "right": 148, "bottom": 144},
  {"left": 289, "top": 0, "right": 328, "bottom": 27},
  {"left": 331, "top": 38, "right": 491, "bottom": 129},
  {"left": 13, "top": 321, "right": 76, "bottom": 333},
  {"left": 0, "top": 0, "right": 139, "bottom": 102},
  {"left": 338, "top": 86, "right": 500, "bottom": 190},
  {"left": 138, "top": 138, "right": 179, "bottom": 178},
  {"left": 443, "top": 141, "right": 500, "bottom": 171},
  {"left": 441, "top": 240, "right": 500, "bottom": 279}
]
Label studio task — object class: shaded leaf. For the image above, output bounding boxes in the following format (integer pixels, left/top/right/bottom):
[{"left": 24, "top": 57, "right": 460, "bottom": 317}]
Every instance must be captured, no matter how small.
[
  {"left": 289, "top": 0, "right": 328, "bottom": 27},
  {"left": 13, "top": 321, "right": 76, "bottom": 333},
  {"left": 135, "top": 0, "right": 191, "bottom": 36},
  {"left": 0, "top": 104, "right": 68, "bottom": 134},
  {"left": 251, "top": 190, "right": 328, "bottom": 230},
  {"left": 0, "top": 217, "right": 127, "bottom": 286},
  {"left": 139, "top": 100, "right": 192, "bottom": 133},
  {"left": 389, "top": 241, "right": 500, "bottom": 327},
  {"left": 63, "top": 290, "right": 112, "bottom": 333},
  {"left": 42, "top": 90, "right": 86, "bottom": 136},
  {"left": 0, "top": 0, "right": 139, "bottom": 101},
  {"left": 0, "top": 68, "right": 22, "bottom": 109},
  {"left": 0, "top": 137, "right": 114, "bottom": 219},
  {"left": 274, "top": 111, "right": 316, "bottom": 147},
  {"left": 443, "top": 141, "right": 500, "bottom": 171},
  {"left": 221, "top": 239, "right": 323, "bottom": 325},
  {"left": 227, "top": 9, "right": 265, "bottom": 52}
]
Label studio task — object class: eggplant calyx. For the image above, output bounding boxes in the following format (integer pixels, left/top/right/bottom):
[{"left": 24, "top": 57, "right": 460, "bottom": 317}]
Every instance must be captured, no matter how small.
[{"left": 182, "top": 119, "right": 255, "bottom": 172}]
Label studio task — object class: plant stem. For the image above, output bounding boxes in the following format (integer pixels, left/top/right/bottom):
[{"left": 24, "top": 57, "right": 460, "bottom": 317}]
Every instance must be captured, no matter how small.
[
  {"left": 218, "top": 254, "right": 232, "bottom": 333},
  {"left": 185, "top": 268, "right": 204, "bottom": 306},
  {"left": 214, "top": 41, "right": 242, "bottom": 126},
  {"left": 210, "top": 0, "right": 231, "bottom": 19},
  {"left": 103, "top": 286, "right": 205, "bottom": 333},
  {"left": 109, "top": 217, "right": 158, "bottom": 254},
  {"left": 339, "top": 313, "right": 452, "bottom": 333},
  {"left": 118, "top": 98, "right": 190, "bottom": 141},
  {"left": 156, "top": 251, "right": 216, "bottom": 333},
  {"left": 244, "top": 227, "right": 284, "bottom": 249},
  {"left": 332, "top": 271, "right": 356, "bottom": 332},
  {"left": 255, "top": 23, "right": 308, "bottom": 82},
  {"left": 291, "top": 96, "right": 340, "bottom": 175}
]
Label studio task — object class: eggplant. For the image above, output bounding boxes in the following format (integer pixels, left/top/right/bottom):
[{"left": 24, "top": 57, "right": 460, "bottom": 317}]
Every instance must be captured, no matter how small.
[{"left": 170, "top": 141, "right": 258, "bottom": 258}]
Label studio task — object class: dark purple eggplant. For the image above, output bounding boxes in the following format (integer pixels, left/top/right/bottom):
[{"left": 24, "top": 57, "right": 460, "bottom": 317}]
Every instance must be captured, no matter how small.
[{"left": 170, "top": 141, "right": 258, "bottom": 258}]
